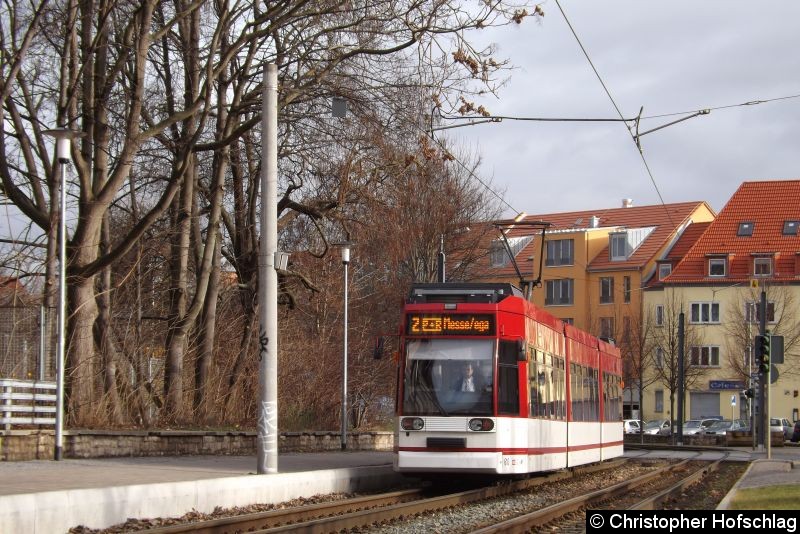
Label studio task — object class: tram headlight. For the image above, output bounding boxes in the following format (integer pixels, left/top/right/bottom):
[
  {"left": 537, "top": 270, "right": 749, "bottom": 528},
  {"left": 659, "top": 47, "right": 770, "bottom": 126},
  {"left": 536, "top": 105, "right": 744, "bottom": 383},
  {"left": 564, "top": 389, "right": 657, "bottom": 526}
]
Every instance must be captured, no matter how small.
[
  {"left": 401, "top": 417, "right": 424, "bottom": 431},
  {"left": 468, "top": 418, "right": 494, "bottom": 431}
]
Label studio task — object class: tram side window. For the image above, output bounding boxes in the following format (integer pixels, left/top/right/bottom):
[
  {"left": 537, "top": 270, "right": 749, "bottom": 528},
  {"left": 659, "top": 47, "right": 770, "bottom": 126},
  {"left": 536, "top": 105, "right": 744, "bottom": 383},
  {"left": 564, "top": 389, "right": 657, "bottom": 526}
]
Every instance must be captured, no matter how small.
[
  {"left": 554, "top": 357, "right": 566, "bottom": 420},
  {"left": 498, "top": 341, "right": 519, "bottom": 415},
  {"left": 589, "top": 368, "right": 599, "bottom": 421},
  {"left": 528, "top": 357, "right": 539, "bottom": 418},
  {"left": 570, "top": 364, "right": 582, "bottom": 421},
  {"left": 544, "top": 357, "right": 554, "bottom": 418}
]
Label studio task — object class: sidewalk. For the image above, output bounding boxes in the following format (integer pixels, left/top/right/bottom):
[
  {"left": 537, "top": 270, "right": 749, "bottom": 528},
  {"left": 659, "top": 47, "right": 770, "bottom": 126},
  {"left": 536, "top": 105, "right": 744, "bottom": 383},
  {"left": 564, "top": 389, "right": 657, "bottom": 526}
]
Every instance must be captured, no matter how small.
[
  {"left": 0, "top": 451, "right": 394, "bottom": 495},
  {"left": 0, "top": 451, "right": 399, "bottom": 533}
]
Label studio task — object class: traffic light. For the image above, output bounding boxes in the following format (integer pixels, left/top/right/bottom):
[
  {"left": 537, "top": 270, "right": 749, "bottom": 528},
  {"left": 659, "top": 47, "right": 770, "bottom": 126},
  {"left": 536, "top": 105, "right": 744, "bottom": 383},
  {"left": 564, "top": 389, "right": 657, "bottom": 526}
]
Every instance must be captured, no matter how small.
[
  {"left": 743, "top": 388, "right": 754, "bottom": 399},
  {"left": 755, "top": 334, "right": 771, "bottom": 373}
]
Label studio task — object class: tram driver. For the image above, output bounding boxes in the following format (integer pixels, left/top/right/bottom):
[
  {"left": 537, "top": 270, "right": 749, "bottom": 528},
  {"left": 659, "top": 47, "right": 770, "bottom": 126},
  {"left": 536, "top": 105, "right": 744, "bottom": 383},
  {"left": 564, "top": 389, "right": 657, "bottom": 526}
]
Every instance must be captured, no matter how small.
[{"left": 452, "top": 362, "right": 488, "bottom": 393}]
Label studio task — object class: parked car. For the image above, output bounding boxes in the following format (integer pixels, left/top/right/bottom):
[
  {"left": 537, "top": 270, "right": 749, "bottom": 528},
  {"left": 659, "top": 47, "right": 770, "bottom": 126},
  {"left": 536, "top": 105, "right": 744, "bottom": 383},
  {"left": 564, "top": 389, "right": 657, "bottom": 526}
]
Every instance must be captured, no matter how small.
[
  {"left": 623, "top": 419, "right": 641, "bottom": 434},
  {"left": 791, "top": 420, "right": 800, "bottom": 443},
  {"left": 681, "top": 418, "right": 718, "bottom": 435},
  {"left": 702, "top": 419, "right": 747, "bottom": 436},
  {"left": 770, "top": 418, "right": 792, "bottom": 440},
  {"left": 642, "top": 419, "right": 671, "bottom": 436},
  {"left": 780, "top": 418, "right": 792, "bottom": 439}
]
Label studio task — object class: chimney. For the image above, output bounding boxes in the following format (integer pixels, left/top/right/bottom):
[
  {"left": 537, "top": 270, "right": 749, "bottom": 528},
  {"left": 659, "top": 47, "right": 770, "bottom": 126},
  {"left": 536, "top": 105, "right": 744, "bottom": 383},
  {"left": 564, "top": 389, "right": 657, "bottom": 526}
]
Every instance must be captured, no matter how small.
[
  {"left": 589, "top": 216, "right": 600, "bottom": 228},
  {"left": 622, "top": 198, "right": 633, "bottom": 208}
]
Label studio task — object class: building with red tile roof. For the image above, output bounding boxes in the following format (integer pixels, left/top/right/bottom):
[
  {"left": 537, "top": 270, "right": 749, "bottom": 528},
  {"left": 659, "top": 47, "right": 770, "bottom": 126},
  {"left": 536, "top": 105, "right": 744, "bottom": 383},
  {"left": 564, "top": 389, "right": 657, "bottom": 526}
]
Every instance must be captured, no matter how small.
[
  {"left": 0, "top": 276, "right": 29, "bottom": 306},
  {"left": 471, "top": 199, "right": 715, "bottom": 337},
  {"left": 643, "top": 180, "right": 800, "bottom": 425}
]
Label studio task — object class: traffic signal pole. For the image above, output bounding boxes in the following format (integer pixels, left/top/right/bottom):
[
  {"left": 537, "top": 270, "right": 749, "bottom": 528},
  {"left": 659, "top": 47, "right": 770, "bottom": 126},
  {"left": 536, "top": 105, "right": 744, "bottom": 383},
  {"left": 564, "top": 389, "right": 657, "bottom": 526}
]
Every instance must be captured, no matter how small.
[{"left": 758, "top": 290, "right": 768, "bottom": 456}]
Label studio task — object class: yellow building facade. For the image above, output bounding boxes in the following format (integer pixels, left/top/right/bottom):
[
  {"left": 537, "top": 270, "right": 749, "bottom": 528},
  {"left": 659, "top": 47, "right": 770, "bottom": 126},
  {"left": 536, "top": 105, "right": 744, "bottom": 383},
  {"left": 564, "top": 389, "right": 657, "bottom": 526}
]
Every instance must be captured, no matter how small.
[{"left": 642, "top": 284, "right": 800, "bottom": 424}]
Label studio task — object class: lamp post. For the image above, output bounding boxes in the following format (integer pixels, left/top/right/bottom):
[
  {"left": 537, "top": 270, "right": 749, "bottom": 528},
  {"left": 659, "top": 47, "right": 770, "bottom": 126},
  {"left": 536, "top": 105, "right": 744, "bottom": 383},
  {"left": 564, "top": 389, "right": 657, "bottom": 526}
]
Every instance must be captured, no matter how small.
[
  {"left": 337, "top": 243, "right": 352, "bottom": 450},
  {"left": 43, "top": 128, "right": 81, "bottom": 461}
]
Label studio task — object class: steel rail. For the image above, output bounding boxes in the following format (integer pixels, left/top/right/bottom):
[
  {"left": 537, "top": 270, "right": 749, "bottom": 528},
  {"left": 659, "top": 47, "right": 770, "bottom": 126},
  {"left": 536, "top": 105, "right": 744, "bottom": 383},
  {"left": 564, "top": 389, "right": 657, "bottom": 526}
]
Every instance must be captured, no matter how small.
[
  {"left": 143, "top": 459, "right": 626, "bottom": 534},
  {"left": 629, "top": 453, "right": 729, "bottom": 510},
  {"left": 141, "top": 488, "right": 424, "bottom": 534},
  {"left": 468, "top": 455, "right": 701, "bottom": 534}
]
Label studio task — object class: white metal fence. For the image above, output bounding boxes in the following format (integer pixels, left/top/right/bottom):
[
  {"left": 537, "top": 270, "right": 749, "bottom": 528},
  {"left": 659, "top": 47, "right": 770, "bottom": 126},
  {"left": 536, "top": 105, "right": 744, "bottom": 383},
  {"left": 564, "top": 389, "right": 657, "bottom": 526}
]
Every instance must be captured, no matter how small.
[{"left": 0, "top": 378, "right": 56, "bottom": 430}]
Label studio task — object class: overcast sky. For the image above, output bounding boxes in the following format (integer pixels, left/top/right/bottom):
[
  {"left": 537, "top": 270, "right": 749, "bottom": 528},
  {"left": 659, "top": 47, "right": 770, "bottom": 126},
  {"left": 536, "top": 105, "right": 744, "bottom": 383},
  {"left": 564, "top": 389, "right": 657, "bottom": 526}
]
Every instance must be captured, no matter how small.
[{"left": 448, "top": 1, "right": 800, "bottom": 218}]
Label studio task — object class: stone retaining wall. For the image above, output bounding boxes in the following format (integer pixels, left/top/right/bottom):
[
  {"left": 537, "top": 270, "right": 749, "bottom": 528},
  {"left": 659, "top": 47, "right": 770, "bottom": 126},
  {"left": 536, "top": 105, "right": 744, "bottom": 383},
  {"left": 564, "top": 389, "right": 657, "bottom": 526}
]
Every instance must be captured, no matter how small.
[{"left": 0, "top": 430, "right": 394, "bottom": 461}]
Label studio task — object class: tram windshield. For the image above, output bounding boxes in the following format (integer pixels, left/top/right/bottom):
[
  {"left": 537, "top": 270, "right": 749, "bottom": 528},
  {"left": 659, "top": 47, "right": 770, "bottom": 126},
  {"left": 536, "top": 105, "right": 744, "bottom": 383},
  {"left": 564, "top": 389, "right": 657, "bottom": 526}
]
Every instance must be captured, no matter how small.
[{"left": 402, "top": 338, "right": 494, "bottom": 416}]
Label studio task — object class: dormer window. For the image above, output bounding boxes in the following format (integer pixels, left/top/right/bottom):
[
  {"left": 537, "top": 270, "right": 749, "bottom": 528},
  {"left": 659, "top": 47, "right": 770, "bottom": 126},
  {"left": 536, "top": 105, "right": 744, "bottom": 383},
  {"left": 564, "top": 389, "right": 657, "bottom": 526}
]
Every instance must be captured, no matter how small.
[
  {"left": 490, "top": 236, "right": 533, "bottom": 267},
  {"left": 658, "top": 263, "right": 672, "bottom": 280},
  {"left": 609, "top": 227, "right": 655, "bottom": 262},
  {"left": 754, "top": 257, "right": 772, "bottom": 277},
  {"left": 709, "top": 258, "right": 726, "bottom": 277},
  {"left": 737, "top": 222, "right": 754, "bottom": 236},
  {"left": 610, "top": 233, "right": 627, "bottom": 261},
  {"left": 783, "top": 221, "right": 799, "bottom": 236}
]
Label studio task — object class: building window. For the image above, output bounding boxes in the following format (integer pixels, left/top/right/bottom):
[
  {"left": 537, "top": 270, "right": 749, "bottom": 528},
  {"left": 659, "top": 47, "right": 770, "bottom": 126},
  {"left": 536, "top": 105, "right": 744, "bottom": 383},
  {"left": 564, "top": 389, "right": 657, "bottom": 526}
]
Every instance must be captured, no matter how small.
[
  {"left": 655, "top": 347, "right": 664, "bottom": 368},
  {"left": 545, "top": 279, "right": 574, "bottom": 305},
  {"left": 690, "top": 302, "right": 720, "bottom": 324},
  {"left": 783, "top": 221, "right": 799, "bottom": 235},
  {"left": 655, "top": 390, "right": 664, "bottom": 413},
  {"left": 754, "top": 257, "right": 772, "bottom": 277},
  {"left": 490, "top": 241, "right": 507, "bottom": 267},
  {"left": 490, "top": 236, "right": 532, "bottom": 267},
  {"left": 610, "top": 233, "right": 628, "bottom": 261},
  {"left": 655, "top": 304, "right": 664, "bottom": 326},
  {"left": 745, "top": 302, "right": 776, "bottom": 324},
  {"left": 546, "top": 239, "right": 574, "bottom": 266},
  {"left": 658, "top": 263, "right": 672, "bottom": 280},
  {"left": 600, "top": 277, "right": 614, "bottom": 304},
  {"left": 623, "top": 276, "right": 631, "bottom": 303},
  {"left": 709, "top": 258, "right": 726, "bottom": 277},
  {"left": 599, "top": 317, "right": 614, "bottom": 340},
  {"left": 690, "top": 345, "right": 720, "bottom": 367},
  {"left": 737, "top": 222, "right": 754, "bottom": 236}
]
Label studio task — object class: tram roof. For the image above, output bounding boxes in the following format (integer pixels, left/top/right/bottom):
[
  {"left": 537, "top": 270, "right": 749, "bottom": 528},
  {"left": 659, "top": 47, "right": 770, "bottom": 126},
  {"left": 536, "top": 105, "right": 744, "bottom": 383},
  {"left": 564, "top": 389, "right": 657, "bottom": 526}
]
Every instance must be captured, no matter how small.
[{"left": 407, "top": 283, "right": 523, "bottom": 304}]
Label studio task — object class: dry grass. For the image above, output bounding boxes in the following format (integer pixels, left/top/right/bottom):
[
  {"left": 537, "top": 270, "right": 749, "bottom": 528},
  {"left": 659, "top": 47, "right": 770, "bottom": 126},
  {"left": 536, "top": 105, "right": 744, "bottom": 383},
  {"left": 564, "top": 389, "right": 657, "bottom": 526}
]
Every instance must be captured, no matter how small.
[{"left": 729, "top": 484, "right": 800, "bottom": 510}]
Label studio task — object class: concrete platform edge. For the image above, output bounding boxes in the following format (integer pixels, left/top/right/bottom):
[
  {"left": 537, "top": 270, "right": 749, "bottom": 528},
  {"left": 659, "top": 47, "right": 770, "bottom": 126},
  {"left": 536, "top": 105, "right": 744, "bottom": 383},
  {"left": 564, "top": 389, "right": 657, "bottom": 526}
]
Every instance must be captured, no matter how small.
[{"left": 0, "top": 465, "right": 402, "bottom": 533}]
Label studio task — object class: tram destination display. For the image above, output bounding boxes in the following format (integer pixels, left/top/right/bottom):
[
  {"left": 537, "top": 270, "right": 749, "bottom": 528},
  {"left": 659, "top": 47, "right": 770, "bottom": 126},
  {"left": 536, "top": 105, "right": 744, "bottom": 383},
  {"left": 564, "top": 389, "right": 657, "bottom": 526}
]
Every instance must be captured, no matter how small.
[{"left": 406, "top": 314, "right": 495, "bottom": 335}]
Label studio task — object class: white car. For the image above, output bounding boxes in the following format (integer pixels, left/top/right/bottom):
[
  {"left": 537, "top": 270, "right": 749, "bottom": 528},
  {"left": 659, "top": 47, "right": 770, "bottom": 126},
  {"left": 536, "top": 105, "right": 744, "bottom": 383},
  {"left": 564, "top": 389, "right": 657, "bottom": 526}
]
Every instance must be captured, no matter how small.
[
  {"left": 770, "top": 417, "right": 791, "bottom": 440},
  {"left": 623, "top": 419, "right": 641, "bottom": 434}
]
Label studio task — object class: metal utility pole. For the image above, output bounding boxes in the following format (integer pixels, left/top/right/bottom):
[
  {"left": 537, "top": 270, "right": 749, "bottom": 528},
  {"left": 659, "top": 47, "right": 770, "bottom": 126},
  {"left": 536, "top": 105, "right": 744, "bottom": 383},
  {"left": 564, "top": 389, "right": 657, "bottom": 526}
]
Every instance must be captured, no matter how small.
[
  {"left": 340, "top": 244, "right": 351, "bottom": 450},
  {"left": 437, "top": 235, "right": 445, "bottom": 283},
  {"left": 257, "top": 63, "right": 279, "bottom": 474},
  {"left": 676, "top": 310, "right": 685, "bottom": 445},
  {"left": 756, "top": 290, "right": 767, "bottom": 453}
]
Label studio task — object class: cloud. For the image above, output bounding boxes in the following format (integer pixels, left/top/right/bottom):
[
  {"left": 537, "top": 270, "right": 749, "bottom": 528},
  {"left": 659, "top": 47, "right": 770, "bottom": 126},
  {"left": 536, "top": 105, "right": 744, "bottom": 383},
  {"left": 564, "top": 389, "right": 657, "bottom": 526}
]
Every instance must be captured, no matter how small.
[{"left": 448, "top": 1, "right": 800, "bottom": 216}]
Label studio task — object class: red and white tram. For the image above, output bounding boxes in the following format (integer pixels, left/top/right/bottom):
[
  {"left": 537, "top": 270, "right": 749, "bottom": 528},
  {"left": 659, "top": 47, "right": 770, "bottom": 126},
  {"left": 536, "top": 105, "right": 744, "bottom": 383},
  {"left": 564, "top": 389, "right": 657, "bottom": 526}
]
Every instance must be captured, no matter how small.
[{"left": 394, "top": 283, "right": 623, "bottom": 475}]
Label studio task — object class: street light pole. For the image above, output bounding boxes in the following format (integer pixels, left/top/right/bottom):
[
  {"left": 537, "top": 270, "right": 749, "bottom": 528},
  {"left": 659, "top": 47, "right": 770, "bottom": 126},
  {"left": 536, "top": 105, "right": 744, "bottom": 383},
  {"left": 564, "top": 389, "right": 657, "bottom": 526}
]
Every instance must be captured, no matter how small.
[
  {"left": 44, "top": 128, "right": 81, "bottom": 461},
  {"left": 340, "top": 244, "right": 351, "bottom": 450}
]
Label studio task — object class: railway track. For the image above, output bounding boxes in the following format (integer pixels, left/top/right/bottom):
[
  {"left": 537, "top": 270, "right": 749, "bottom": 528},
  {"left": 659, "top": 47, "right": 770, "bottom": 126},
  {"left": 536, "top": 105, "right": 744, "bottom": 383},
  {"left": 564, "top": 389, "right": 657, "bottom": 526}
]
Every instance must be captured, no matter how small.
[
  {"left": 141, "top": 459, "right": 628, "bottom": 534},
  {"left": 472, "top": 453, "right": 730, "bottom": 533}
]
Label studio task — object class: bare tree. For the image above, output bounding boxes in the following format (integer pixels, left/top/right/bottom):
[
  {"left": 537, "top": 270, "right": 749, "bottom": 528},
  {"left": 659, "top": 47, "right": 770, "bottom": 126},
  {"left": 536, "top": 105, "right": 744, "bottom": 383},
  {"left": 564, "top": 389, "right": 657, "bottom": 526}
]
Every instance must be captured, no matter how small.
[
  {"left": 723, "top": 285, "right": 800, "bottom": 381},
  {"left": 1, "top": 0, "right": 545, "bottom": 425},
  {"left": 649, "top": 291, "right": 707, "bottom": 422}
]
